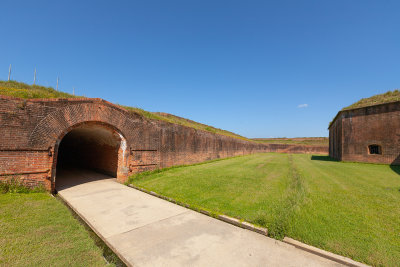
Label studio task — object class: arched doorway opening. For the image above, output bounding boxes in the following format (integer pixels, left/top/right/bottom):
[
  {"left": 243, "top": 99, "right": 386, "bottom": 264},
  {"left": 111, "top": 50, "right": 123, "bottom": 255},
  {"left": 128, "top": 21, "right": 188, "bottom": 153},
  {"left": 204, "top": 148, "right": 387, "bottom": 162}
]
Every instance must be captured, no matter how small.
[{"left": 54, "top": 122, "right": 127, "bottom": 191}]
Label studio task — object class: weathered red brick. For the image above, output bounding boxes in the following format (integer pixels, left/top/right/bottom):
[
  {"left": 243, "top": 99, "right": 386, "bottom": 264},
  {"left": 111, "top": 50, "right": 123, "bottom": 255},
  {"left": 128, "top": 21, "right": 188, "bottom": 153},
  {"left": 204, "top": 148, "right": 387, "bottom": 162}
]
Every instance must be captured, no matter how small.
[{"left": 329, "top": 101, "right": 400, "bottom": 164}]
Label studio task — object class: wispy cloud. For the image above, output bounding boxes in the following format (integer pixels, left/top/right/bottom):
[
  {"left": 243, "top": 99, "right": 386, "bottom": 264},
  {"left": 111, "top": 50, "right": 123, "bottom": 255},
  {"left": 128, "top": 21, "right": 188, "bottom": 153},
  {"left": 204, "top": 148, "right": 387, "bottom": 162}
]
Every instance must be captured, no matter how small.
[{"left": 298, "top": 104, "right": 308, "bottom": 108}]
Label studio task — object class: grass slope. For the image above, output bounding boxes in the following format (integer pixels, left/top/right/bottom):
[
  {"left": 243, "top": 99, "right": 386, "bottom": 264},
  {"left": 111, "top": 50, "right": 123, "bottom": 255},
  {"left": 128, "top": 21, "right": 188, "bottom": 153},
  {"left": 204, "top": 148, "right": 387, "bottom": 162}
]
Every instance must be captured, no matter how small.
[
  {"left": 0, "top": 192, "right": 112, "bottom": 266},
  {"left": 130, "top": 153, "right": 400, "bottom": 266},
  {"left": 0, "top": 80, "right": 249, "bottom": 141},
  {"left": 0, "top": 80, "right": 78, "bottom": 99}
]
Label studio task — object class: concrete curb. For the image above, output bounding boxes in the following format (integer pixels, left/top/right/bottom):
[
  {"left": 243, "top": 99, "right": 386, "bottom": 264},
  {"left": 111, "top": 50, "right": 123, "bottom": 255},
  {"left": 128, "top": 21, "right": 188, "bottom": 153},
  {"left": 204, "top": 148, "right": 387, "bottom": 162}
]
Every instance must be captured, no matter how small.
[
  {"left": 57, "top": 194, "right": 132, "bottom": 267},
  {"left": 128, "top": 184, "right": 370, "bottom": 267},
  {"left": 128, "top": 184, "right": 268, "bottom": 236},
  {"left": 283, "top": 237, "right": 370, "bottom": 267}
]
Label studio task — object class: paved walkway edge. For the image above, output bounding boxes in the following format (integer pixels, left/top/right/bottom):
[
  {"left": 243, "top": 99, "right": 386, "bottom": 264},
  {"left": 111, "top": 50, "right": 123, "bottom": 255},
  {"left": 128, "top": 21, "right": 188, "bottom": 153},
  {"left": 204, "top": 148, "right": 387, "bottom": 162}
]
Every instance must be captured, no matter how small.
[
  {"left": 57, "top": 193, "right": 132, "bottom": 267},
  {"left": 128, "top": 183, "right": 370, "bottom": 267},
  {"left": 283, "top": 238, "right": 370, "bottom": 267}
]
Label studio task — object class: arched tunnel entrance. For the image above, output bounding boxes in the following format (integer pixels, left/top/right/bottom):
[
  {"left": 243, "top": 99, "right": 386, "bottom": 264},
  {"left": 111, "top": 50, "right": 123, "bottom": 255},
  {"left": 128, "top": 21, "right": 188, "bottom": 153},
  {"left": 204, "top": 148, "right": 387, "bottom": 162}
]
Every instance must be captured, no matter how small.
[{"left": 54, "top": 123, "right": 127, "bottom": 191}]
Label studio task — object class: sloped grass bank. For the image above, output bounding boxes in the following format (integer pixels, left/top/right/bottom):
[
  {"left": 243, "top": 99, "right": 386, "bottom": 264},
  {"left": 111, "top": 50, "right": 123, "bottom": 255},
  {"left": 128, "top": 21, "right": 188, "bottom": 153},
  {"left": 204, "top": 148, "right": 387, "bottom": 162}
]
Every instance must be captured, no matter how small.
[
  {"left": 0, "top": 80, "right": 250, "bottom": 141},
  {"left": 130, "top": 153, "right": 400, "bottom": 266},
  {"left": 0, "top": 188, "right": 120, "bottom": 266}
]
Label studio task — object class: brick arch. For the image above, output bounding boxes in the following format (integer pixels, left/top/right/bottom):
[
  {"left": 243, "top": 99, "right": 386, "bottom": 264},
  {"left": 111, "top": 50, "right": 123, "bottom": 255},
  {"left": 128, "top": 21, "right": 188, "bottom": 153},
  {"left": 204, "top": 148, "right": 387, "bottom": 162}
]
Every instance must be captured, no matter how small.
[
  {"left": 51, "top": 121, "right": 130, "bottom": 191},
  {"left": 28, "top": 102, "right": 138, "bottom": 148},
  {"left": 26, "top": 102, "right": 139, "bottom": 191}
]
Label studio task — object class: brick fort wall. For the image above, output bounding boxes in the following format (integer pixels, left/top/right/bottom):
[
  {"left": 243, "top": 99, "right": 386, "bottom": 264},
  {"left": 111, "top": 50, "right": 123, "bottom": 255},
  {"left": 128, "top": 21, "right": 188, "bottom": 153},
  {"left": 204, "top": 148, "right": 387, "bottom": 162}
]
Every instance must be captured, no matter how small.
[{"left": 0, "top": 96, "right": 328, "bottom": 191}]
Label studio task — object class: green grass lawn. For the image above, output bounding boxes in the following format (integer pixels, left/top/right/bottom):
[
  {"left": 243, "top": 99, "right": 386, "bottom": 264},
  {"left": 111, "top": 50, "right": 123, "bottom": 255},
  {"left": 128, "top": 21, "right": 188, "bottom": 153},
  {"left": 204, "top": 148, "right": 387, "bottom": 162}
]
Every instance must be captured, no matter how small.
[
  {"left": 252, "top": 137, "right": 328, "bottom": 146},
  {"left": 130, "top": 153, "right": 400, "bottom": 266},
  {"left": 0, "top": 192, "right": 117, "bottom": 266}
]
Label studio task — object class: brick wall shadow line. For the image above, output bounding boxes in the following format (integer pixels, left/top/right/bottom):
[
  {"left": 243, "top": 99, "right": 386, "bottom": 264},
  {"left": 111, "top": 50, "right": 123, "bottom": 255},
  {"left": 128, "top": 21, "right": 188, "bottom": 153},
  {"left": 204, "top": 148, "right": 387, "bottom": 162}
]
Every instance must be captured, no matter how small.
[{"left": 390, "top": 154, "right": 400, "bottom": 175}]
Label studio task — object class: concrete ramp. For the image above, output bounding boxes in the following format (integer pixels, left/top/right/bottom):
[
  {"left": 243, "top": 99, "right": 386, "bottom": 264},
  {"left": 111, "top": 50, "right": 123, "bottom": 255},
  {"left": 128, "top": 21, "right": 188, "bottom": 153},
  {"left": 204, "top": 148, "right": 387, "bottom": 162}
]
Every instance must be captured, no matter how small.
[{"left": 58, "top": 169, "right": 341, "bottom": 267}]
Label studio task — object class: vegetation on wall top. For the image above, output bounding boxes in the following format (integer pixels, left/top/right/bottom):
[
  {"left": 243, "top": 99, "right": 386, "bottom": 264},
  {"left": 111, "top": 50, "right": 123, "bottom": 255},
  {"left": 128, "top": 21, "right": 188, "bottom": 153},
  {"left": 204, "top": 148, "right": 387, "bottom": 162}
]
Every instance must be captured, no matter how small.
[
  {"left": 342, "top": 89, "right": 400, "bottom": 110},
  {"left": 329, "top": 89, "right": 400, "bottom": 127},
  {"left": 0, "top": 80, "right": 79, "bottom": 99}
]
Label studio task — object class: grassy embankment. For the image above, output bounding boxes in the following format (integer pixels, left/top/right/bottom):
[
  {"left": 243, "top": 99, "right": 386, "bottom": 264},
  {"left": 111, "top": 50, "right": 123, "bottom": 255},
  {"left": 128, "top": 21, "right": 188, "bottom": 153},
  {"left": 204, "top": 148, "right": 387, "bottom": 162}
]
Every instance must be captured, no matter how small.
[
  {"left": 0, "top": 181, "right": 122, "bottom": 266},
  {"left": 1, "top": 80, "right": 333, "bottom": 145},
  {"left": 0, "top": 80, "right": 249, "bottom": 141},
  {"left": 129, "top": 153, "right": 400, "bottom": 266}
]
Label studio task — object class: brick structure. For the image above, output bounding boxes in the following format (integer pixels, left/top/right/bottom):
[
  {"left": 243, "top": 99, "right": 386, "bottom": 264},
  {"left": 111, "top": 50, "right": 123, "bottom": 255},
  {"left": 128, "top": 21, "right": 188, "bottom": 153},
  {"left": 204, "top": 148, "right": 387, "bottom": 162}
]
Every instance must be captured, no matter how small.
[
  {"left": 329, "top": 101, "right": 400, "bottom": 165},
  {"left": 0, "top": 96, "right": 328, "bottom": 191}
]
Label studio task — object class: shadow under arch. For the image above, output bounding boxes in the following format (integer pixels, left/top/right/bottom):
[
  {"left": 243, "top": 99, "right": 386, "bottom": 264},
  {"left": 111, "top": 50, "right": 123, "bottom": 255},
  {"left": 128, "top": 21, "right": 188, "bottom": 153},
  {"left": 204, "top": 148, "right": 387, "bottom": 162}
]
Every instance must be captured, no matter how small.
[{"left": 52, "top": 121, "right": 129, "bottom": 192}]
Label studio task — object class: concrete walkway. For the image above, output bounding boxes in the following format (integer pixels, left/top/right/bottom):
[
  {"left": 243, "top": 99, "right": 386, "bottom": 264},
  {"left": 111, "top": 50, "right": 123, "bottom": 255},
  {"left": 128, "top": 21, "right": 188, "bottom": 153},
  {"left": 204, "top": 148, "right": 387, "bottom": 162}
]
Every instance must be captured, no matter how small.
[{"left": 57, "top": 169, "right": 342, "bottom": 267}]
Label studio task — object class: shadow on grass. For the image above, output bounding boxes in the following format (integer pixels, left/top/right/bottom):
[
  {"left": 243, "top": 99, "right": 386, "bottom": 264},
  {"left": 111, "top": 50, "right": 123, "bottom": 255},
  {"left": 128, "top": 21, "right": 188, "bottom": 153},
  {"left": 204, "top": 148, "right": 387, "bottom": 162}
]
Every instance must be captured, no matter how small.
[
  {"left": 310, "top": 155, "right": 337, "bottom": 162},
  {"left": 390, "top": 154, "right": 400, "bottom": 176},
  {"left": 389, "top": 162, "right": 400, "bottom": 192},
  {"left": 390, "top": 155, "right": 400, "bottom": 175},
  {"left": 390, "top": 165, "right": 400, "bottom": 176}
]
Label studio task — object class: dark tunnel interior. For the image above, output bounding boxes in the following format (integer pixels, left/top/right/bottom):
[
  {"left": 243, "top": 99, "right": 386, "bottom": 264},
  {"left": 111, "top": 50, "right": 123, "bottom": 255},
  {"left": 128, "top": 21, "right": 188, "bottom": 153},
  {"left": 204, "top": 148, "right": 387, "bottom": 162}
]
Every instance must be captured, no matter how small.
[{"left": 56, "top": 125, "right": 121, "bottom": 178}]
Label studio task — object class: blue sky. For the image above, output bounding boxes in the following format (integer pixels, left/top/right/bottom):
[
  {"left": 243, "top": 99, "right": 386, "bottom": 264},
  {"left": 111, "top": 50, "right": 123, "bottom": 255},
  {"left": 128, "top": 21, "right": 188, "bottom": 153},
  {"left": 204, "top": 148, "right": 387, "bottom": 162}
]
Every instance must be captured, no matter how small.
[{"left": 1, "top": 0, "right": 399, "bottom": 138}]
